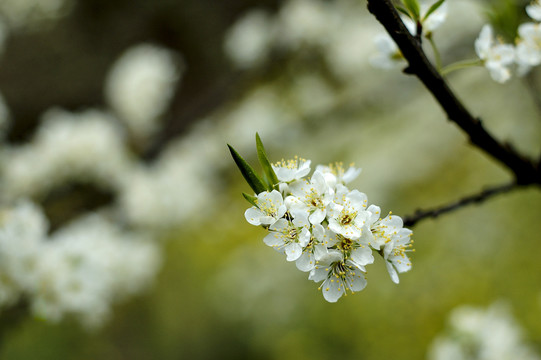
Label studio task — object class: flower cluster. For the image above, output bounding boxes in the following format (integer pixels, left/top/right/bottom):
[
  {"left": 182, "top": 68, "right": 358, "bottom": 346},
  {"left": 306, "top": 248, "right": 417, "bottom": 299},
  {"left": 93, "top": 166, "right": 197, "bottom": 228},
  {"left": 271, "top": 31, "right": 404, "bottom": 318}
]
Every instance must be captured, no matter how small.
[
  {"left": 372, "top": 0, "right": 541, "bottom": 84},
  {"left": 371, "top": 0, "right": 448, "bottom": 69},
  {"left": 462, "top": 1, "right": 541, "bottom": 83},
  {"left": 231, "top": 138, "right": 413, "bottom": 303},
  {"left": 0, "top": 200, "right": 160, "bottom": 328},
  {"left": 427, "top": 302, "right": 541, "bottom": 360}
]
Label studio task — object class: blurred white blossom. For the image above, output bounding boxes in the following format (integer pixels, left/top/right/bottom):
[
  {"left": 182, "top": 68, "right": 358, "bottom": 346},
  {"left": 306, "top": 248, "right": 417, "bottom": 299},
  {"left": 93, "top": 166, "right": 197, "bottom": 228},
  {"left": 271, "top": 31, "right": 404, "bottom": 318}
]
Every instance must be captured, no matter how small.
[
  {"left": 0, "top": 0, "right": 71, "bottom": 29},
  {"left": 370, "top": 33, "right": 404, "bottom": 69},
  {"left": 527, "top": 0, "right": 541, "bottom": 22},
  {"left": 276, "top": 0, "right": 334, "bottom": 49},
  {"left": 105, "top": 43, "right": 182, "bottom": 143},
  {"left": 516, "top": 23, "right": 541, "bottom": 75},
  {"left": 427, "top": 302, "right": 540, "bottom": 360},
  {"left": 224, "top": 10, "right": 276, "bottom": 68},
  {"left": 0, "top": 201, "right": 160, "bottom": 329},
  {"left": 2, "top": 108, "right": 133, "bottom": 199},
  {"left": 475, "top": 25, "right": 515, "bottom": 83}
]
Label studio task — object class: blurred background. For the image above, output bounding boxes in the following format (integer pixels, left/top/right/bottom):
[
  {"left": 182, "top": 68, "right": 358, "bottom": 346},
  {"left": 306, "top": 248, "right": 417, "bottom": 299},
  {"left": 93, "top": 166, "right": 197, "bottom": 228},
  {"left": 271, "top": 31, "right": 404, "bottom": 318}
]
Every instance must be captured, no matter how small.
[{"left": 0, "top": 0, "right": 540, "bottom": 359}]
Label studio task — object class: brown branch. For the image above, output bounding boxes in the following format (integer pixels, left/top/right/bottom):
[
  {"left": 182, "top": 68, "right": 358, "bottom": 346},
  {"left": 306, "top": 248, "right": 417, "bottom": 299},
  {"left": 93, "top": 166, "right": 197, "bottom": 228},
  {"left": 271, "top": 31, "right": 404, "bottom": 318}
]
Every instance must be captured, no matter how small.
[
  {"left": 366, "top": 0, "right": 541, "bottom": 186},
  {"left": 403, "top": 181, "right": 517, "bottom": 227}
]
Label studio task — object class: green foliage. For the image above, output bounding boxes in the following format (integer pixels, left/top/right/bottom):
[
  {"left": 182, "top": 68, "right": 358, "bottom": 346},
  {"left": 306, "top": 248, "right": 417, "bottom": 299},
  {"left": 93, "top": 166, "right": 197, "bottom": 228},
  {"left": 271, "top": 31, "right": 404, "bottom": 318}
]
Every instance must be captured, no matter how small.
[
  {"left": 423, "top": 0, "right": 446, "bottom": 21},
  {"left": 484, "top": 0, "right": 525, "bottom": 40},
  {"left": 242, "top": 192, "right": 258, "bottom": 207},
  {"left": 228, "top": 144, "right": 267, "bottom": 195},
  {"left": 402, "top": 0, "right": 421, "bottom": 21},
  {"left": 229, "top": 134, "right": 279, "bottom": 203},
  {"left": 256, "top": 133, "right": 279, "bottom": 191}
]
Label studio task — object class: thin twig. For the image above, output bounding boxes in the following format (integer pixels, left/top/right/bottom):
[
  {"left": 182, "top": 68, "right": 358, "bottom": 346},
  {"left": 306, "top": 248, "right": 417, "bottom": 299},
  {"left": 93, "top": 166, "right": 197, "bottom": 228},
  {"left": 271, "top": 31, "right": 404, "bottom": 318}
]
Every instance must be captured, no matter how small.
[
  {"left": 366, "top": 0, "right": 540, "bottom": 185},
  {"left": 403, "top": 181, "right": 517, "bottom": 227}
]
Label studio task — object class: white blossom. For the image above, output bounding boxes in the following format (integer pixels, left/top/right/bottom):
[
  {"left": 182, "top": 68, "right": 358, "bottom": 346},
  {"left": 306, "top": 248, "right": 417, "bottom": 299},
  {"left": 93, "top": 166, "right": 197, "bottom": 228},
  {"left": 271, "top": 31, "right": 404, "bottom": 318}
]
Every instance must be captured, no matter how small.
[
  {"left": 2, "top": 108, "right": 132, "bottom": 199},
  {"left": 105, "top": 43, "right": 181, "bottom": 142},
  {"left": 31, "top": 213, "right": 160, "bottom": 329},
  {"left": 295, "top": 223, "right": 330, "bottom": 272},
  {"left": 286, "top": 171, "right": 333, "bottom": 225},
  {"left": 370, "top": 33, "right": 405, "bottom": 69},
  {"left": 275, "top": 0, "right": 334, "bottom": 49},
  {"left": 0, "top": 200, "right": 47, "bottom": 307},
  {"left": 272, "top": 157, "right": 311, "bottom": 183},
  {"left": 0, "top": 0, "right": 71, "bottom": 29},
  {"left": 327, "top": 189, "right": 368, "bottom": 239},
  {"left": 526, "top": 0, "right": 541, "bottom": 21},
  {"left": 245, "top": 190, "right": 287, "bottom": 226},
  {"left": 241, "top": 154, "right": 413, "bottom": 302},
  {"left": 516, "top": 22, "right": 541, "bottom": 75},
  {"left": 0, "top": 201, "right": 160, "bottom": 329},
  {"left": 366, "top": 209, "right": 413, "bottom": 284},
  {"left": 263, "top": 215, "right": 311, "bottom": 261},
  {"left": 475, "top": 25, "right": 515, "bottom": 83},
  {"left": 308, "top": 250, "right": 367, "bottom": 303},
  {"left": 316, "top": 162, "right": 361, "bottom": 189},
  {"left": 224, "top": 10, "right": 276, "bottom": 68},
  {"left": 421, "top": 1, "right": 448, "bottom": 33},
  {"left": 428, "top": 302, "right": 541, "bottom": 360}
]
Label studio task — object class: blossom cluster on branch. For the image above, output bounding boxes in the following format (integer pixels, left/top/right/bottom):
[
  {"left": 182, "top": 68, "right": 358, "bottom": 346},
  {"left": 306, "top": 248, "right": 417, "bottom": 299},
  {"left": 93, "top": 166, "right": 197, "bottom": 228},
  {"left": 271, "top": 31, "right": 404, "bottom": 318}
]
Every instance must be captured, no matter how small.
[
  {"left": 372, "top": 0, "right": 541, "bottom": 84},
  {"left": 230, "top": 136, "right": 414, "bottom": 302}
]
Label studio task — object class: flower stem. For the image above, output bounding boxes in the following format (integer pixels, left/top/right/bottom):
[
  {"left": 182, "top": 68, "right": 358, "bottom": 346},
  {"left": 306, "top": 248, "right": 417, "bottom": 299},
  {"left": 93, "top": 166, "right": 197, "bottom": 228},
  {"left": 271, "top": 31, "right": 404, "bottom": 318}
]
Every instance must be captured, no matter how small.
[{"left": 441, "top": 59, "right": 483, "bottom": 75}]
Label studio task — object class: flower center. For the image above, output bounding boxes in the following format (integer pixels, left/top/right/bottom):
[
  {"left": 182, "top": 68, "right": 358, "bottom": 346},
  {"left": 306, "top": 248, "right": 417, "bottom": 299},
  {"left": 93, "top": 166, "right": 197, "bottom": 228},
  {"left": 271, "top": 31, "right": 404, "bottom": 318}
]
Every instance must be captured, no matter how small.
[
  {"left": 338, "top": 236, "right": 354, "bottom": 251},
  {"left": 340, "top": 211, "right": 356, "bottom": 226}
]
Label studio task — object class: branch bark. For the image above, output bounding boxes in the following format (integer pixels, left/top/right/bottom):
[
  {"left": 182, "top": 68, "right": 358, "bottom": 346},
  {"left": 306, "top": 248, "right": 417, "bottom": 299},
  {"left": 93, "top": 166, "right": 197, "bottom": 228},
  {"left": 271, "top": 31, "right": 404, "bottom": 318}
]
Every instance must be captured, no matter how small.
[
  {"left": 403, "top": 181, "right": 517, "bottom": 227},
  {"left": 366, "top": 0, "right": 541, "bottom": 186}
]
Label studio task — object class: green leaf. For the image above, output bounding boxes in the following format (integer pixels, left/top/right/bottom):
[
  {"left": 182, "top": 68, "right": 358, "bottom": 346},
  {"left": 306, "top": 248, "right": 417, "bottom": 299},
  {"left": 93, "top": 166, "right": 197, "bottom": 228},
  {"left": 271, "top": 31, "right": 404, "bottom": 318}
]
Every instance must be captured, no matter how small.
[
  {"left": 242, "top": 192, "right": 258, "bottom": 207},
  {"left": 255, "top": 133, "right": 279, "bottom": 191},
  {"left": 403, "top": 0, "right": 420, "bottom": 20},
  {"left": 228, "top": 144, "right": 267, "bottom": 194},
  {"left": 423, "top": 0, "right": 445, "bottom": 21},
  {"left": 396, "top": 5, "right": 412, "bottom": 19}
]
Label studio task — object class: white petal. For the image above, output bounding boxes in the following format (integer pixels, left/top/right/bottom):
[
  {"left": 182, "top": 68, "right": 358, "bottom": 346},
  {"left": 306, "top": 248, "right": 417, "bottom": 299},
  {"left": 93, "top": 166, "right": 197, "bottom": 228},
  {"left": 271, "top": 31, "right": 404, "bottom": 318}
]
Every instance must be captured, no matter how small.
[
  {"left": 347, "top": 269, "right": 367, "bottom": 292},
  {"left": 313, "top": 244, "right": 328, "bottom": 260},
  {"left": 295, "top": 251, "right": 315, "bottom": 272},
  {"left": 309, "top": 266, "right": 328, "bottom": 282},
  {"left": 392, "top": 255, "right": 412, "bottom": 273},
  {"left": 487, "top": 64, "right": 511, "bottom": 83},
  {"left": 322, "top": 278, "right": 344, "bottom": 303},
  {"left": 342, "top": 166, "right": 361, "bottom": 184},
  {"left": 346, "top": 190, "right": 367, "bottom": 211},
  {"left": 298, "top": 228, "right": 311, "bottom": 247},
  {"left": 350, "top": 246, "right": 374, "bottom": 266},
  {"left": 380, "top": 214, "right": 403, "bottom": 229},
  {"left": 292, "top": 211, "right": 310, "bottom": 227},
  {"left": 244, "top": 207, "right": 264, "bottom": 225},
  {"left": 475, "top": 25, "right": 493, "bottom": 59},
  {"left": 386, "top": 261, "right": 400, "bottom": 284},
  {"left": 311, "top": 223, "right": 325, "bottom": 240},
  {"left": 295, "top": 160, "right": 311, "bottom": 179},
  {"left": 267, "top": 189, "right": 284, "bottom": 205},
  {"left": 366, "top": 204, "right": 381, "bottom": 225},
  {"left": 263, "top": 232, "right": 284, "bottom": 248},
  {"left": 288, "top": 178, "right": 308, "bottom": 196},
  {"left": 285, "top": 243, "right": 302, "bottom": 261},
  {"left": 311, "top": 171, "right": 329, "bottom": 194},
  {"left": 360, "top": 225, "right": 376, "bottom": 248},
  {"left": 309, "top": 208, "right": 326, "bottom": 224},
  {"left": 269, "top": 218, "right": 288, "bottom": 231},
  {"left": 526, "top": 4, "right": 541, "bottom": 21}
]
